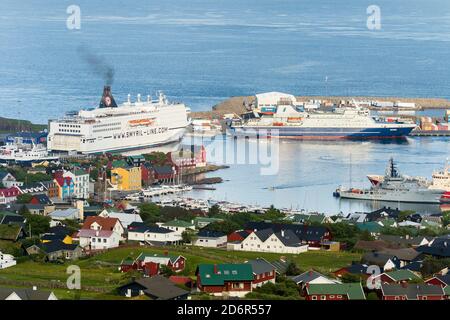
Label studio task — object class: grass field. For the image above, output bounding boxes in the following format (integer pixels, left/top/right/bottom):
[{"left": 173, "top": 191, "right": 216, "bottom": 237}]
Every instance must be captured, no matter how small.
[{"left": 0, "top": 245, "right": 361, "bottom": 300}]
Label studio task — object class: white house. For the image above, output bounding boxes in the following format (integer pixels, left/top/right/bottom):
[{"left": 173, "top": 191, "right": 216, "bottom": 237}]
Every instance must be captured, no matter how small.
[
  {"left": 0, "top": 252, "right": 16, "bottom": 269},
  {"left": 127, "top": 224, "right": 182, "bottom": 244},
  {"left": 63, "top": 169, "right": 90, "bottom": 199},
  {"left": 98, "top": 209, "right": 143, "bottom": 229},
  {"left": 0, "top": 172, "right": 23, "bottom": 189},
  {"left": 290, "top": 270, "right": 341, "bottom": 288},
  {"left": 76, "top": 229, "right": 120, "bottom": 250},
  {"left": 192, "top": 230, "right": 227, "bottom": 248},
  {"left": 228, "top": 228, "right": 308, "bottom": 254},
  {"left": 156, "top": 219, "right": 195, "bottom": 236},
  {"left": 82, "top": 216, "right": 125, "bottom": 239}
]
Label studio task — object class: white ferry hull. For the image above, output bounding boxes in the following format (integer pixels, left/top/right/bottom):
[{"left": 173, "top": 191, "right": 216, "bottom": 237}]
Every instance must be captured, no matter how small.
[{"left": 47, "top": 88, "right": 190, "bottom": 154}]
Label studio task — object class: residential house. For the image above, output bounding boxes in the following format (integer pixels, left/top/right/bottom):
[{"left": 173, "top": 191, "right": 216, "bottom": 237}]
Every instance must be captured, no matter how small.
[
  {"left": 425, "top": 274, "right": 450, "bottom": 288},
  {"left": 75, "top": 229, "right": 120, "bottom": 250},
  {"left": 41, "top": 226, "right": 73, "bottom": 244},
  {"left": 228, "top": 228, "right": 308, "bottom": 254},
  {"left": 26, "top": 241, "right": 83, "bottom": 261},
  {"left": 378, "top": 234, "right": 431, "bottom": 248},
  {"left": 0, "top": 287, "right": 58, "bottom": 300},
  {"left": 30, "top": 194, "right": 52, "bottom": 205},
  {"left": 0, "top": 187, "right": 21, "bottom": 204},
  {"left": 151, "top": 165, "right": 176, "bottom": 183},
  {"left": 169, "top": 144, "right": 207, "bottom": 170},
  {"left": 378, "top": 248, "right": 423, "bottom": 267},
  {"left": 98, "top": 209, "right": 143, "bottom": 228},
  {"left": 40, "top": 180, "right": 59, "bottom": 199},
  {"left": 127, "top": 222, "right": 182, "bottom": 245},
  {"left": 111, "top": 166, "right": 142, "bottom": 191},
  {"left": 245, "top": 258, "right": 276, "bottom": 288},
  {"left": 333, "top": 263, "right": 371, "bottom": 279},
  {"left": 196, "top": 263, "right": 254, "bottom": 297},
  {"left": 54, "top": 173, "right": 74, "bottom": 200},
  {"left": 355, "top": 221, "right": 383, "bottom": 236},
  {"left": 193, "top": 217, "right": 223, "bottom": 229},
  {"left": 63, "top": 169, "right": 90, "bottom": 199},
  {"left": 365, "top": 207, "right": 400, "bottom": 221},
  {"left": 0, "top": 224, "right": 25, "bottom": 242},
  {"left": 244, "top": 222, "right": 332, "bottom": 248},
  {"left": 291, "top": 270, "right": 340, "bottom": 290},
  {"left": 305, "top": 283, "right": 366, "bottom": 300},
  {"left": 132, "top": 252, "right": 186, "bottom": 273},
  {"left": 17, "top": 183, "right": 47, "bottom": 195},
  {"left": 117, "top": 275, "right": 190, "bottom": 300},
  {"left": 157, "top": 219, "right": 195, "bottom": 236},
  {"left": 169, "top": 276, "right": 193, "bottom": 289},
  {"left": 362, "top": 252, "right": 400, "bottom": 271},
  {"left": 193, "top": 229, "right": 227, "bottom": 248},
  {"left": 0, "top": 251, "right": 16, "bottom": 269},
  {"left": 140, "top": 163, "right": 155, "bottom": 186},
  {"left": 0, "top": 172, "right": 23, "bottom": 188},
  {"left": 380, "top": 283, "right": 445, "bottom": 300},
  {"left": 127, "top": 155, "right": 146, "bottom": 167},
  {"left": 416, "top": 235, "right": 450, "bottom": 258},
  {"left": 82, "top": 216, "right": 124, "bottom": 239},
  {"left": 228, "top": 230, "right": 251, "bottom": 242},
  {"left": 374, "top": 269, "right": 422, "bottom": 284},
  {"left": 8, "top": 203, "right": 55, "bottom": 216},
  {"left": 0, "top": 212, "right": 25, "bottom": 227}
]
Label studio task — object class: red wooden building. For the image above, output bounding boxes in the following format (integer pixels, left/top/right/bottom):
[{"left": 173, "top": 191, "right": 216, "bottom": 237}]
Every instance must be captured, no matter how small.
[
  {"left": 380, "top": 283, "right": 446, "bottom": 300},
  {"left": 196, "top": 263, "right": 254, "bottom": 297}
]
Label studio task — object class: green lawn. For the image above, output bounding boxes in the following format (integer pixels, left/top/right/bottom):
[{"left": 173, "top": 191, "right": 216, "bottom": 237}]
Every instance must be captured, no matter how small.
[{"left": 0, "top": 245, "right": 361, "bottom": 300}]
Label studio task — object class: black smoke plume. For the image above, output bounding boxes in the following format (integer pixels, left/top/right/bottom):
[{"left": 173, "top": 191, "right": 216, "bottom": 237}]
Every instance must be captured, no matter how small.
[{"left": 78, "top": 45, "right": 115, "bottom": 85}]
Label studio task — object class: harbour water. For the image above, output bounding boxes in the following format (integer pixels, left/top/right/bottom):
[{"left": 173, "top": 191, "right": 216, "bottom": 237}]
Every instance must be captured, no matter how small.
[
  {"left": 182, "top": 135, "right": 450, "bottom": 215},
  {"left": 2, "top": 0, "right": 450, "bottom": 123}
]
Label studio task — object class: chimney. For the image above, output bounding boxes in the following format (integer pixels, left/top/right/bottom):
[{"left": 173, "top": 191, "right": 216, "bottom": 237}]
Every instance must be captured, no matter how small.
[
  {"left": 213, "top": 264, "right": 218, "bottom": 274},
  {"left": 32, "top": 286, "right": 37, "bottom": 291},
  {"left": 99, "top": 86, "right": 118, "bottom": 108},
  {"left": 281, "top": 230, "right": 285, "bottom": 237}
]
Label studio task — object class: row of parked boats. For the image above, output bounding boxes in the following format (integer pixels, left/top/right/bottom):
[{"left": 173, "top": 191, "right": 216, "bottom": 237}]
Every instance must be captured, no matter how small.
[{"left": 334, "top": 159, "right": 450, "bottom": 204}]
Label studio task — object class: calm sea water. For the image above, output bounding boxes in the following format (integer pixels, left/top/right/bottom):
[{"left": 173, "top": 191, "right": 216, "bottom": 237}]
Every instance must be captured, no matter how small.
[
  {"left": 2, "top": 0, "right": 450, "bottom": 123},
  {"left": 1, "top": 1, "right": 450, "bottom": 214},
  {"left": 182, "top": 135, "right": 450, "bottom": 215}
]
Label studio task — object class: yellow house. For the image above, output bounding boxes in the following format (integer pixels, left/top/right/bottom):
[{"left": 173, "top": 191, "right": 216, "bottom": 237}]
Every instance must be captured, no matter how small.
[{"left": 111, "top": 166, "right": 142, "bottom": 191}]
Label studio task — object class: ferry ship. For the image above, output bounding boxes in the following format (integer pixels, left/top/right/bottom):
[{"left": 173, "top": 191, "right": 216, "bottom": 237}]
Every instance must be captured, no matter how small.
[
  {"left": 0, "top": 143, "right": 59, "bottom": 165},
  {"left": 334, "top": 158, "right": 447, "bottom": 204},
  {"left": 228, "top": 105, "right": 416, "bottom": 139},
  {"left": 47, "top": 86, "right": 190, "bottom": 154}
]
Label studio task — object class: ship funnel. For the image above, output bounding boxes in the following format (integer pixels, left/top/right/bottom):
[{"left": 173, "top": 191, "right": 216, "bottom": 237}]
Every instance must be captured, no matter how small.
[{"left": 99, "top": 86, "right": 118, "bottom": 108}]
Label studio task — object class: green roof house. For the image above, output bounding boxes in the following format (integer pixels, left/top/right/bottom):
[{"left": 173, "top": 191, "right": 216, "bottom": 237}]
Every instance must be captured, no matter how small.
[
  {"left": 381, "top": 269, "right": 422, "bottom": 283},
  {"left": 196, "top": 263, "right": 254, "bottom": 297},
  {"left": 305, "top": 283, "right": 366, "bottom": 300}
]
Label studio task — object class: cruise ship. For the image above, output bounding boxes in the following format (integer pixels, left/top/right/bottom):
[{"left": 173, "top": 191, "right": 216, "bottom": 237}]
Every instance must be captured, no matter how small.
[
  {"left": 47, "top": 86, "right": 190, "bottom": 154},
  {"left": 228, "top": 105, "right": 417, "bottom": 139},
  {"left": 335, "top": 158, "right": 447, "bottom": 204}
]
